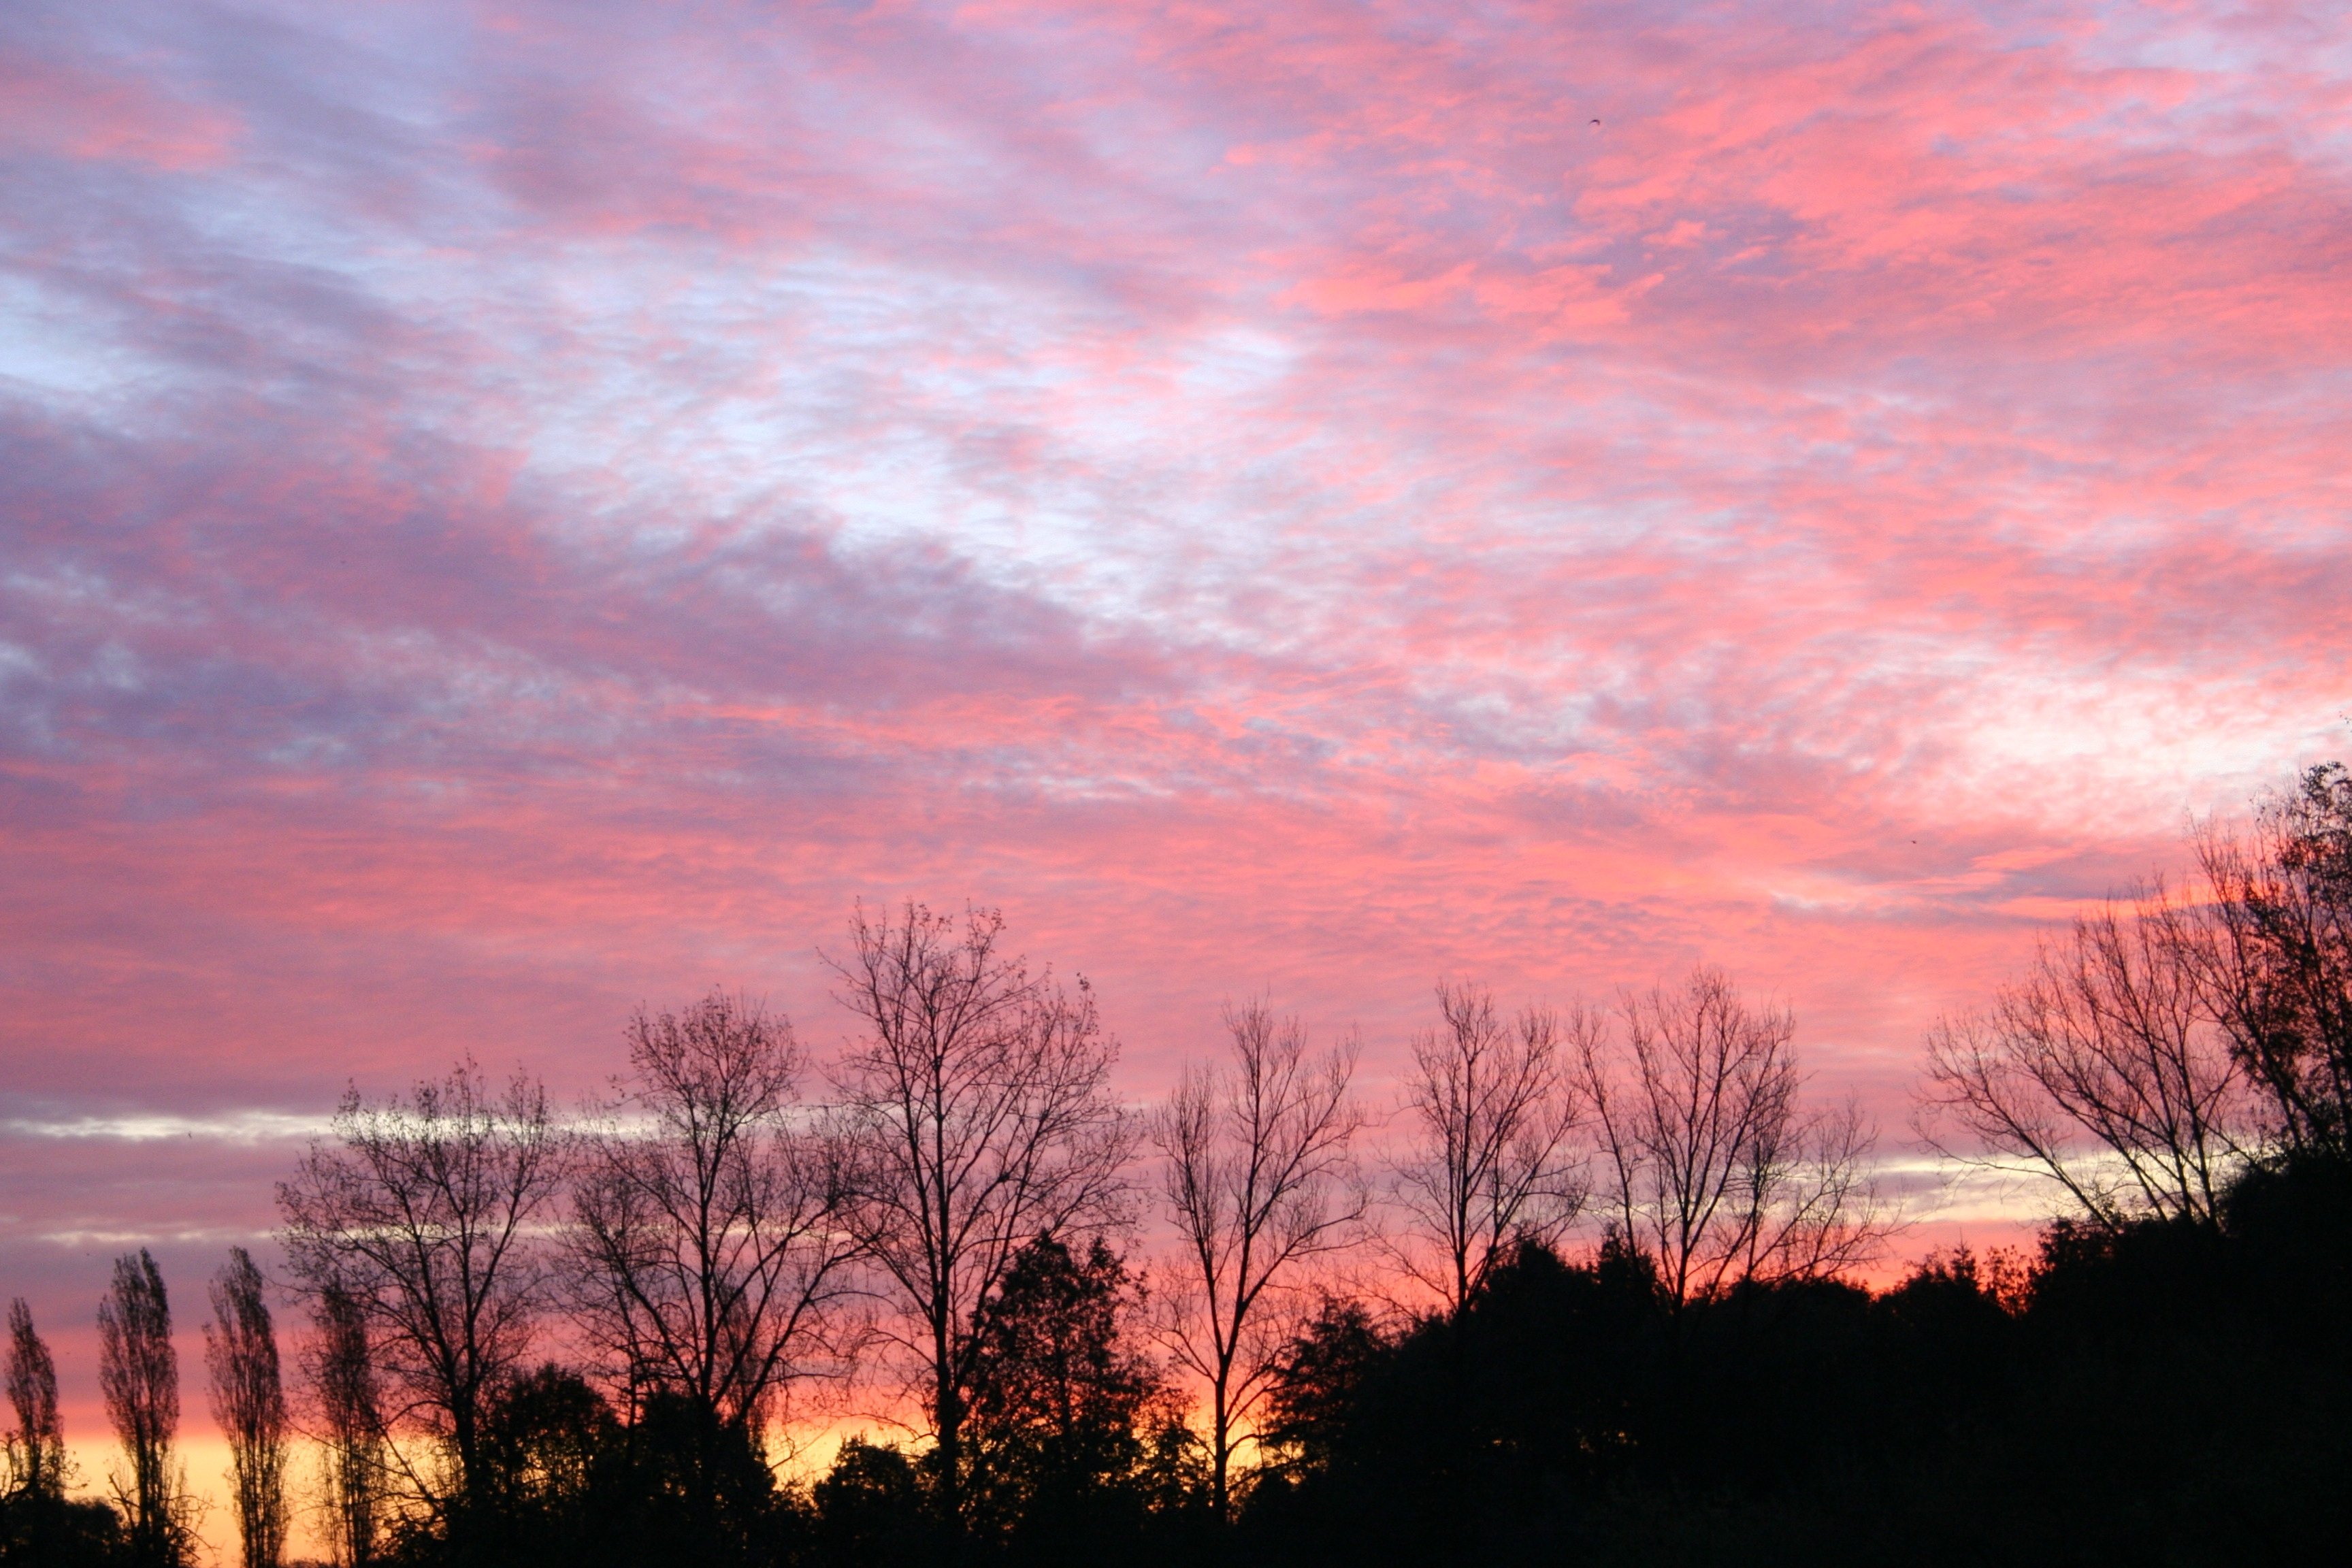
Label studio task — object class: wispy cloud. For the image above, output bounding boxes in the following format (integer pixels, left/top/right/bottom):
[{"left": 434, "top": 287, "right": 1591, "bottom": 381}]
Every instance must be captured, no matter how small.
[{"left": 0, "top": 1110, "right": 326, "bottom": 1143}]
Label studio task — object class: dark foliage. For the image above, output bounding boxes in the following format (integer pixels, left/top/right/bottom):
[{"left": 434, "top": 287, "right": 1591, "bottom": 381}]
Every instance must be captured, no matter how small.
[
  {"left": 963, "top": 1236, "right": 1171, "bottom": 1546},
  {"left": 0, "top": 1489, "right": 125, "bottom": 1566},
  {"left": 385, "top": 1367, "right": 819, "bottom": 1568},
  {"left": 1237, "top": 1158, "right": 2352, "bottom": 1568},
  {"left": 1254, "top": 1296, "right": 1392, "bottom": 1484},
  {"left": 810, "top": 1439, "right": 949, "bottom": 1567}
]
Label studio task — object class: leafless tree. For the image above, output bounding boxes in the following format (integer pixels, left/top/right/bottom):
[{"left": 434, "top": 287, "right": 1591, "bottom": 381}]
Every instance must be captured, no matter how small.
[
  {"left": 278, "top": 1059, "right": 561, "bottom": 1526},
  {"left": 1388, "top": 981, "right": 1586, "bottom": 1314},
  {"left": 826, "top": 902, "right": 1131, "bottom": 1522},
  {"left": 304, "top": 1284, "right": 385, "bottom": 1568},
  {"left": 2194, "top": 762, "right": 2352, "bottom": 1157},
  {"left": 1918, "top": 885, "right": 2251, "bottom": 1228},
  {"left": 5, "top": 1298, "right": 65, "bottom": 1498},
  {"left": 206, "top": 1247, "right": 289, "bottom": 1568},
  {"left": 1581, "top": 968, "right": 1889, "bottom": 1310},
  {"left": 1730, "top": 1088, "right": 1888, "bottom": 1285},
  {"left": 99, "top": 1248, "right": 194, "bottom": 1565},
  {"left": 570, "top": 991, "right": 862, "bottom": 1514},
  {"left": 1155, "top": 999, "right": 1362, "bottom": 1519}
]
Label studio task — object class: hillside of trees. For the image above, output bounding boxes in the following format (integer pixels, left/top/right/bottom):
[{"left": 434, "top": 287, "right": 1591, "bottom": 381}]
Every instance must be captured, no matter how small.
[{"left": 4, "top": 762, "right": 2349, "bottom": 1567}]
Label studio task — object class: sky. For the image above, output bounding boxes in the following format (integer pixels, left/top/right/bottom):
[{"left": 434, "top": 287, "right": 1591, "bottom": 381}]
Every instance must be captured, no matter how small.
[{"left": 3, "top": 0, "right": 2349, "bottom": 1535}]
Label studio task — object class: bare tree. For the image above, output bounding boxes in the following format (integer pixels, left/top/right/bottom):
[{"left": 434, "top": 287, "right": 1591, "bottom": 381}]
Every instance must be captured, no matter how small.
[
  {"left": 2195, "top": 761, "right": 2352, "bottom": 1158},
  {"left": 1155, "top": 999, "right": 1362, "bottom": 1519},
  {"left": 99, "top": 1248, "right": 193, "bottom": 1565},
  {"left": 5, "top": 1299, "right": 65, "bottom": 1499},
  {"left": 305, "top": 1285, "right": 384, "bottom": 1568},
  {"left": 1389, "top": 981, "right": 1586, "bottom": 1315},
  {"left": 1581, "top": 968, "right": 1889, "bottom": 1310},
  {"left": 826, "top": 902, "right": 1130, "bottom": 1523},
  {"left": 278, "top": 1059, "right": 561, "bottom": 1527},
  {"left": 1919, "top": 885, "right": 2250, "bottom": 1228},
  {"left": 1729, "top": 1088, "right": 1888, "bottom": 1286},
  {"left": 206, "top": 1247, "right": 289, "bottom": 1568},
  {"left": 570, "top": 991, "right": 862, "bottom": 1530}
]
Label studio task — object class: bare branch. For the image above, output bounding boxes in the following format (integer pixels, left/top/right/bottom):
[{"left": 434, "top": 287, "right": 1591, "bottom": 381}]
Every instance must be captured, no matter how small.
[
  {"left": 2192, "top": 763, "right": 2352, "bottom": 1158},
  {"left": 277, "top": 1058, "right": 561, "bottom": 1525},
  {"left": 1153, "top": 997, "right": 1363, "bottom": 1518},
  {"left": 205, "top": 1247, "right": 288, "bottom": 1568},
  {"left": 1582, "top": 968, "right": 1890, "bottom": 1309},
  {"left": 823, "top": 901, "right": 1131, "bottom": 1521},
  {"left": 1917, "top": 883, "right": 2251, "bottom": 1228},
  {"left": 1387, "top": 981, "right": 1588, "bottom": 1314},
  {"left": 99, "top": 1248, "right": 197, "bottom": 1563},
  {"left": 5, "top": 1299, "right": 65, "bottom": 1499},
  {"left": 301, "top": 1284, "right": 386, "bottom": 1568},
  {"left": 568, "top": 988, "right": 862, "bottom": 1509}
]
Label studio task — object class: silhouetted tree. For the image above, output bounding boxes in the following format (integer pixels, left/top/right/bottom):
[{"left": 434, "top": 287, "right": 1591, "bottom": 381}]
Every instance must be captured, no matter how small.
[
  {"left": 5, "top": 1299, "right": 64, "bottom": 1499},
  {"left": 1921, "top": 883, "right": 2249, "bottom": 1226},
  {"left": 570, "top": 991, "right": 860, "bottom": 1553},
  {"left": 1154, "top": 1000, "right": 1362, "bottom": 1518},
  {"left": 1390, "top": 981, "right": 1586, "bottom": 1313},
  {"left": 0, "top": 1316, "right": 118, "bottom": 1568},
  {"left": 206, "top": 1247, "right": 289, "bottom": 1568},
  {"left": 813, "top": 1437, "right": 931, "bottom": 1565},
  {"left": 1255, "top": 1296, "right": 1391, "bottom": 1482},
  {"left": 474, "top": 1365, "right": 620, "bottom": 1561},
  {"left": 99, "top": 1248, "right": 192, "bottom": 1565},
  {"left": 306, "top": 1284, "right": 385, "bottom": 1567},
  {"left": 1582, "top": 968, "right": 1886, "bottom": 1309},
  {"left": 964, "top": 1235, "right": 1171, "bottom": 1538},
  {"left": 1239, "top": 1239, "right": 1675, "bottom": 1563},
  {"left": 278, "top": 1059, "right": 561, "bottom": 1535},
  {"left": 826, "top": 902, "right": 1130, "bottom": 1525},
  {"left": 2197, "top": 760, "right": 2352, "bottom": 1156}
]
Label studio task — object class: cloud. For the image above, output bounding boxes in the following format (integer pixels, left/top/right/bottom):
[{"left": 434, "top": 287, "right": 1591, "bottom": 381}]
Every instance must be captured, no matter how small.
[{"left": 0, "top": 1109, "right": 325, "bottom": 1143}]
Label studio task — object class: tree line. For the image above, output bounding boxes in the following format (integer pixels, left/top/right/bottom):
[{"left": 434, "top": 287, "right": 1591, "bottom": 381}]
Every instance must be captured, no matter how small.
[{"left": 3, "top": 761, "right": 2348, "bottom": 1567}]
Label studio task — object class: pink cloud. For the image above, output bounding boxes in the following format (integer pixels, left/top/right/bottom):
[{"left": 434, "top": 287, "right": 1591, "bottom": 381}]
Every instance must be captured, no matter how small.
[{"left": 0, "top": 47, "right": 239, "bottom": 169}]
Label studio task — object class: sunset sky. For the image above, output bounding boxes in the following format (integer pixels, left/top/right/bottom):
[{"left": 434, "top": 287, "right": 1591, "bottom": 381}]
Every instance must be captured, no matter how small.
[{"left": 3, "top": 0, "right": 2349, "bottom": 1521}]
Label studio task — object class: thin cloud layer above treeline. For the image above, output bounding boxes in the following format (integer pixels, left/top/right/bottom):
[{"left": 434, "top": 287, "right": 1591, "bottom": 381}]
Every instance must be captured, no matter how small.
[{"left": 3, "top": 0, "right": 2349, "bottom": 1484}]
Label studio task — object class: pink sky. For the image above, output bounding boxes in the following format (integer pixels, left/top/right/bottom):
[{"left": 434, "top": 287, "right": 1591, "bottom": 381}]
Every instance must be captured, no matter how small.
[{"left": 3, "top": 0, "right": 2349, "bottom": 1514}]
